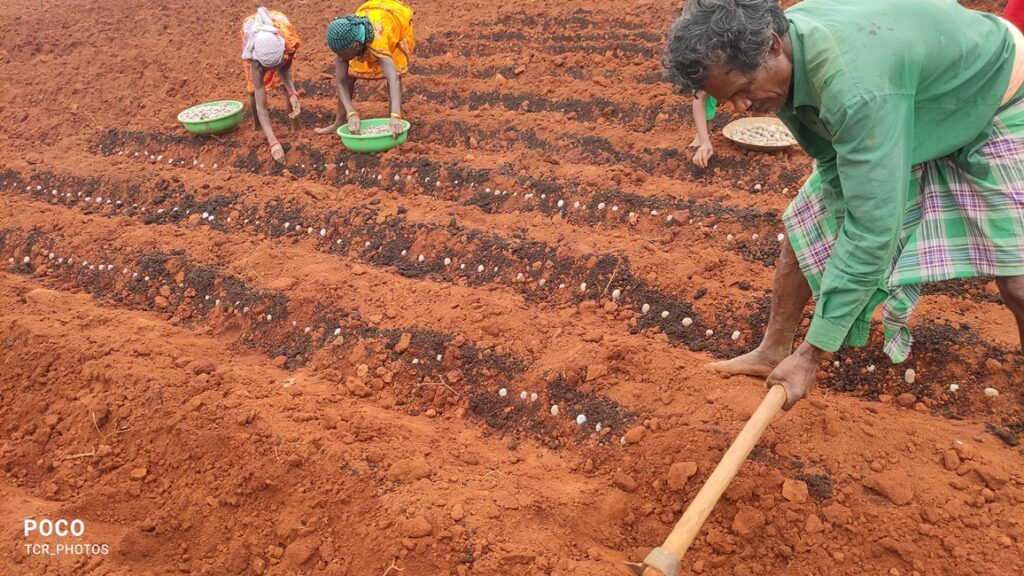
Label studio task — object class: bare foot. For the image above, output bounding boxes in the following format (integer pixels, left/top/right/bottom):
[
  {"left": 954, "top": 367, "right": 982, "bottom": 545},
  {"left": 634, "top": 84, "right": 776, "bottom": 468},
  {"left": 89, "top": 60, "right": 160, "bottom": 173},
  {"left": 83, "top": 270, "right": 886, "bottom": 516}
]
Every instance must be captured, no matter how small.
[{"left": 709, "top": 346, "right": 787, "bottom": 378}]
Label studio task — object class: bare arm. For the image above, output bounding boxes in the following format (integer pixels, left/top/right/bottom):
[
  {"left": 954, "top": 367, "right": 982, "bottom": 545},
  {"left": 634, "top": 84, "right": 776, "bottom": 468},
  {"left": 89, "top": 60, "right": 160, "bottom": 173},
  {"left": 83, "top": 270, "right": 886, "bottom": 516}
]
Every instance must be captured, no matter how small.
[
  {"left": 379, "top": 56, "right": 404, "bottom": 137},
  {"left": 278, "top": 62, "right": 301, "bottom": 119},
  {"left": 316, "top": 55, "right": 358, "bottom": 134},
  {"left": 690, "top": 91, "right": 714, "bottom": 168},
  {"left": 379, "top": 56, "right": 402, "bottom": 117},
  {"left": 692, "top": 92, "right": 712, "bottom": 146},
  {"left": 250, "top": 61, "right": 278, "bottom": 147}
]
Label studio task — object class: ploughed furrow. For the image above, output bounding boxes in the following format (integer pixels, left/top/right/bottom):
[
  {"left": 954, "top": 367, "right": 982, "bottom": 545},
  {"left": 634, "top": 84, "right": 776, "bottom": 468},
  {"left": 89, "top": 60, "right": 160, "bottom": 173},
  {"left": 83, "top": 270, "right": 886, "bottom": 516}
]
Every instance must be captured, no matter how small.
[{"left": 0, "top": 222, "right": 636, "bottom": 447}]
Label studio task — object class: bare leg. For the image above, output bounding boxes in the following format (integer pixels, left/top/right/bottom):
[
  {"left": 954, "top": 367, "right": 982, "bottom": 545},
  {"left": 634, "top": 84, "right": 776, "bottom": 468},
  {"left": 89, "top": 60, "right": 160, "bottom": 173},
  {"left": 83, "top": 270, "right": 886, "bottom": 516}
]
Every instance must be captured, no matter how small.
[
  {"left": 711, "top": 240, "right": 812, "bottom": 377},
  {"left": 250, "top": 92, "right": 261, "bottom": 131},
  {"left": 996, "top": 275, "right": 1024, "bottom": 348}
]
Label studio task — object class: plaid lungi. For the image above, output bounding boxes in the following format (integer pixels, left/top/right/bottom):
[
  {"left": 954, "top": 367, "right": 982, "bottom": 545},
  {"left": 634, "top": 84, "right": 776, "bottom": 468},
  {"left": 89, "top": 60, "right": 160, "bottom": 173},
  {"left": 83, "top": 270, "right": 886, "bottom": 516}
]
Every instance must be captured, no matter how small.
[{"left": 784, "top": 98, "right": 1024, "bottom": 363}]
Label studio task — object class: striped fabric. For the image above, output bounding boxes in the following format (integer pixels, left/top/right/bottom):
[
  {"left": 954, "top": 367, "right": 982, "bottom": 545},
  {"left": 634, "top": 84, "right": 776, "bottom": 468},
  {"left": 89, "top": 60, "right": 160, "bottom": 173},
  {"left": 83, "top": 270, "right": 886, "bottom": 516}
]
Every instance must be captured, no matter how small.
[{"left": 784, "top": 98, "right": 1024, "bottom": 362}]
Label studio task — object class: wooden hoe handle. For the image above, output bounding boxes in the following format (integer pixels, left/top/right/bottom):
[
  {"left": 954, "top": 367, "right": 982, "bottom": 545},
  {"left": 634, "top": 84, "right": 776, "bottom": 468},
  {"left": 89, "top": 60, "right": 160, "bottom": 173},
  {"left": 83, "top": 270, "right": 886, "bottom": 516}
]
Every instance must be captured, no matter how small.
[{"left": 633, "top": 385, "right": 788, "bottom": 576}]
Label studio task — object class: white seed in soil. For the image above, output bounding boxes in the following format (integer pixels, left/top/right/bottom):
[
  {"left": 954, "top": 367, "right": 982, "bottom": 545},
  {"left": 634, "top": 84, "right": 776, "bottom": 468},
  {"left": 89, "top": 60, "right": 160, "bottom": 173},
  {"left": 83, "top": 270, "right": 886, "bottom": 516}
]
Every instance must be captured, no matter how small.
[
  {"left": 595, "top": 423, "right": 603, "bottom": 432},
  {"left": 334, "top": 328, "right": 342, "bottom": 336},
  {"left": 531, "top": 392, "right": 538, "bottom": 402},
  {"left": 778, "top": 233, "right": 785, "bottom": 242},
  {"left": 753, "top": 184, "right": 762, "bottom": 191},
  {"left": 641, "top": 303, "right": 651, "bottom": 314},
  {"left": 499, "top": 388, "right": 508, "bottom": 398},
  {"left": 418, "top": 255, "right": 425, "bottom": 262},
  {"left": 904, "top": 369, "right": 916, "bottom": 384},
  {"left": 867, "top": 365, "right": 876, "bottom": 373},
  {"left": 576, "top": 414, "right": 587, "bottom": 425},
  {"left": 320, "top": 228, "right": 326, "bottom": 237},
  {"left": 306, "top": 227, "right": 312, "bottom": 234},
  {"left": 984, "top": 387, "right": 999, "bottom": 397},
  {"left": 494, "top": 267, "right": 499, "bottom": 273},
  {"left": 266, "top": 314, "right": 272, "bottom": 321},
  {"left": 538, "top": 279, "right": 546, "bottom": 287},
  {"left": 460, "top": 264, "right": 466, "bottom": 270},
  {"left": 580, "top": 282, "right": 587, "bottom": 292},
  {"left": 243, "top": 307, "right": 249, "bottom": 313},
  {"left": 727, "top": 234, "right": 735, "bottom": 241},
  {"left": 284, "top": 222, "right": 290, "bottom": 229},
  {"left": 550, "top": 405, "right": 559, "bottom": 416},
  {"left": 667, "top": 215, "right": 674, "bottom": 222},
  {"left": 682, "top": 317, "right": 693, "bottom": 327},
  {"left": 23, "top": 256, "right": 30, "bottom": 264},
  {"left": 292, "top": 320, "right": 297, "bottom": 326},
  {"left": 557, "top": 200, "right": 564, "bottom": 208},
  {"left": 304, "top": 327, "right": 311, "bottom": 334},
  {"left": 144, "top": 276, "right": 150, "bottom": 281},
  {"left": 574, "top": 201, "right": 581, "bottom": 208},
  {"left": 612, "top": 288, "right": 621, "bottom": 300},
  {"left": 731, "top": 330, "right": 741, "bottom": 341},
  {"left": 752, "top": 234, "right": 760, "bottom": 240},
  {"left": 661, "top": 311, "right": 669, "bottom": 319},
  {"left": 436, "top": 354, "right": 442, "bottom": 361},
  {"left": 520, "top": 391, "right": 528, "bottom": 400},
  {"left": 412, "top": 358, "right": 419, "bottom": 365},
  {"left": 598, "top": 203, "right": 606, "bottom": 209},
  {"left": 705, "top": 329, "right": 714, "bottom": 337},
  {"left": 477, "top": 265, "right": 484, "bottom": 273},
  {"left": 949, "top": 384, "right": 960, "bottom": 392},
  {"left": 612, "top": 206, "right": 618, "bottom": 212},
  {"left": 517, "top": 273, "right": 524, "bottom": 281},
  {"left": 365, "top": 241, "right": 371, "bottom": 247},
  {"left": 833, "top": 361, "right": 840, "bottom": 368},
  {"left": 558, "top": 283, "right": 565, "bottom": 289},
  {"left": 444, "top": 257, "right": 452, "bottom": 266}
]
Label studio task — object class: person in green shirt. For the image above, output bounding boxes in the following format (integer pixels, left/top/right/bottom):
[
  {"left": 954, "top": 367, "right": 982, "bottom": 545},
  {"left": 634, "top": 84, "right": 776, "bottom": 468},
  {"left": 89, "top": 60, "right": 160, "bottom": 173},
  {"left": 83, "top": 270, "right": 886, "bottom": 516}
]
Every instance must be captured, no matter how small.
[
  {"left": 688, "top": 91, "right": 717, "bottom": 168},
  {"left": 665, "top": 0, "right": 1024, "bottom": 409}
]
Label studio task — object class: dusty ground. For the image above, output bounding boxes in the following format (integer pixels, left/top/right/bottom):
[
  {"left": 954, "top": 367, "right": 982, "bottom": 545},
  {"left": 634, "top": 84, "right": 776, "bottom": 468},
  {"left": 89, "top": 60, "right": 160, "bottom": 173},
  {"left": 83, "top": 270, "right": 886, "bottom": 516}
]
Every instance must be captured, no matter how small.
[{"left": 1, "top": 0, "right": 1023, "bottom": 575}]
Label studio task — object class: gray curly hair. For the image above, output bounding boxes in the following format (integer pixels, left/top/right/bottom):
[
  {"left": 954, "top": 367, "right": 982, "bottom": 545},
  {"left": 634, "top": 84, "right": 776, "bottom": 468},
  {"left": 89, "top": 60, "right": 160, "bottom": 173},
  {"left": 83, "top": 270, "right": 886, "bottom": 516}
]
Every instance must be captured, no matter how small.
[{"left": 664, "top": 0, "right": 789, "bottom": 94}]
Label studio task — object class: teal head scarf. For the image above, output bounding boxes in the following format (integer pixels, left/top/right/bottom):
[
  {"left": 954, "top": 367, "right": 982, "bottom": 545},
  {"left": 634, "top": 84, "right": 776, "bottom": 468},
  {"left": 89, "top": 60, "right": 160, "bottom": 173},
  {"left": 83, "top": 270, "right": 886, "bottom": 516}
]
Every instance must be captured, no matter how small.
[{"left": 326, "top": 15, "right": 375, "bottom": 53}]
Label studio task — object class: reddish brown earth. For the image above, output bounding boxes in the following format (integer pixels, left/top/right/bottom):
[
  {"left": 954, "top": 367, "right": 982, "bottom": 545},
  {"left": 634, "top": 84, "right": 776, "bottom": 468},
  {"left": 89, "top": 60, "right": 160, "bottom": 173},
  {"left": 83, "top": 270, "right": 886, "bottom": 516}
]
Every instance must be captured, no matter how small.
[{"left": 1, "top": 1, "right": 1023, "bottom": 575}]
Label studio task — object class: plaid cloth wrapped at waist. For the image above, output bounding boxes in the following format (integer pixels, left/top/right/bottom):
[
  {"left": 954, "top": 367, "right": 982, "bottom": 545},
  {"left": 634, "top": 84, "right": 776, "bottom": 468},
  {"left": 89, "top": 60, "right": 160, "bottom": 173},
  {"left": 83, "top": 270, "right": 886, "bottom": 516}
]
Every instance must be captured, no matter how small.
[{"left": 783, "top": 98, "right": 1024, "bottom": 362}]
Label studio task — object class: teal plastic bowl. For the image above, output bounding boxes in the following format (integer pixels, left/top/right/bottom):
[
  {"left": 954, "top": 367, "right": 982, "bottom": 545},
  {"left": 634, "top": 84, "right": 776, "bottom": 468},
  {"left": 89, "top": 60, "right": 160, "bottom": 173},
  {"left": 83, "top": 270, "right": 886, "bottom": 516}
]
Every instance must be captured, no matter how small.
[
  {"left": 177, "top": 100, "right": 244, "bottom": 135},
  {"left": 337, "top": 118, "right": 411, "bottom": 153}
]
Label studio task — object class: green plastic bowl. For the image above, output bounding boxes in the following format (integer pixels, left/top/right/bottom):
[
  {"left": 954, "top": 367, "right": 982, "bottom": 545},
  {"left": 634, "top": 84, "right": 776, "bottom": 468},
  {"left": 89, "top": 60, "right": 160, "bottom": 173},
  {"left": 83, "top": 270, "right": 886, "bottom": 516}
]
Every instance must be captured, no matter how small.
[
  {"left": 177, "top": 100, "right": 244, "bottom": 135},
  {"left": 337, "top": 118, "right": 411, "bottom": 153}
]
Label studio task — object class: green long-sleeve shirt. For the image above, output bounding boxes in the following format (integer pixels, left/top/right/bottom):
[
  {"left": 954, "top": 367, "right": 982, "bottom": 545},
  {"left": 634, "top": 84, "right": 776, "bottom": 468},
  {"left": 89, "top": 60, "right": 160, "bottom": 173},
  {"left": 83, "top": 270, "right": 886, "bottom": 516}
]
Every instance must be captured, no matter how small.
[{"left": 776, "top": 0, "right": 1016, "bottom": 352}]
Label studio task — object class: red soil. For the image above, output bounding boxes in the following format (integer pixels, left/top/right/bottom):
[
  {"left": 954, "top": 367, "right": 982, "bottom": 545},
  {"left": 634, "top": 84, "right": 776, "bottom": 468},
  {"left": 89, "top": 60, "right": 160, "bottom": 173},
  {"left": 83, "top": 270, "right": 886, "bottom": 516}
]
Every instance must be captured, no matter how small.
[{"left": 1, "top": 1, "right": 1022, "bottom": 575}]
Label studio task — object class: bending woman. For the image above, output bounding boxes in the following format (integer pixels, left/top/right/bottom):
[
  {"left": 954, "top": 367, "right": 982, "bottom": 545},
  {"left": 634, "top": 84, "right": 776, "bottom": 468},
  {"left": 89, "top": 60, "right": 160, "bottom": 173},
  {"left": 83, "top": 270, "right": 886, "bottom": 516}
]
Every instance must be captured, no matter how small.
[
  {"left": 315, "top": 0, "right": 415, "bottom": 138},
  {"left": 241, "top": 6, "right": 301, "bottom": 164}
]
